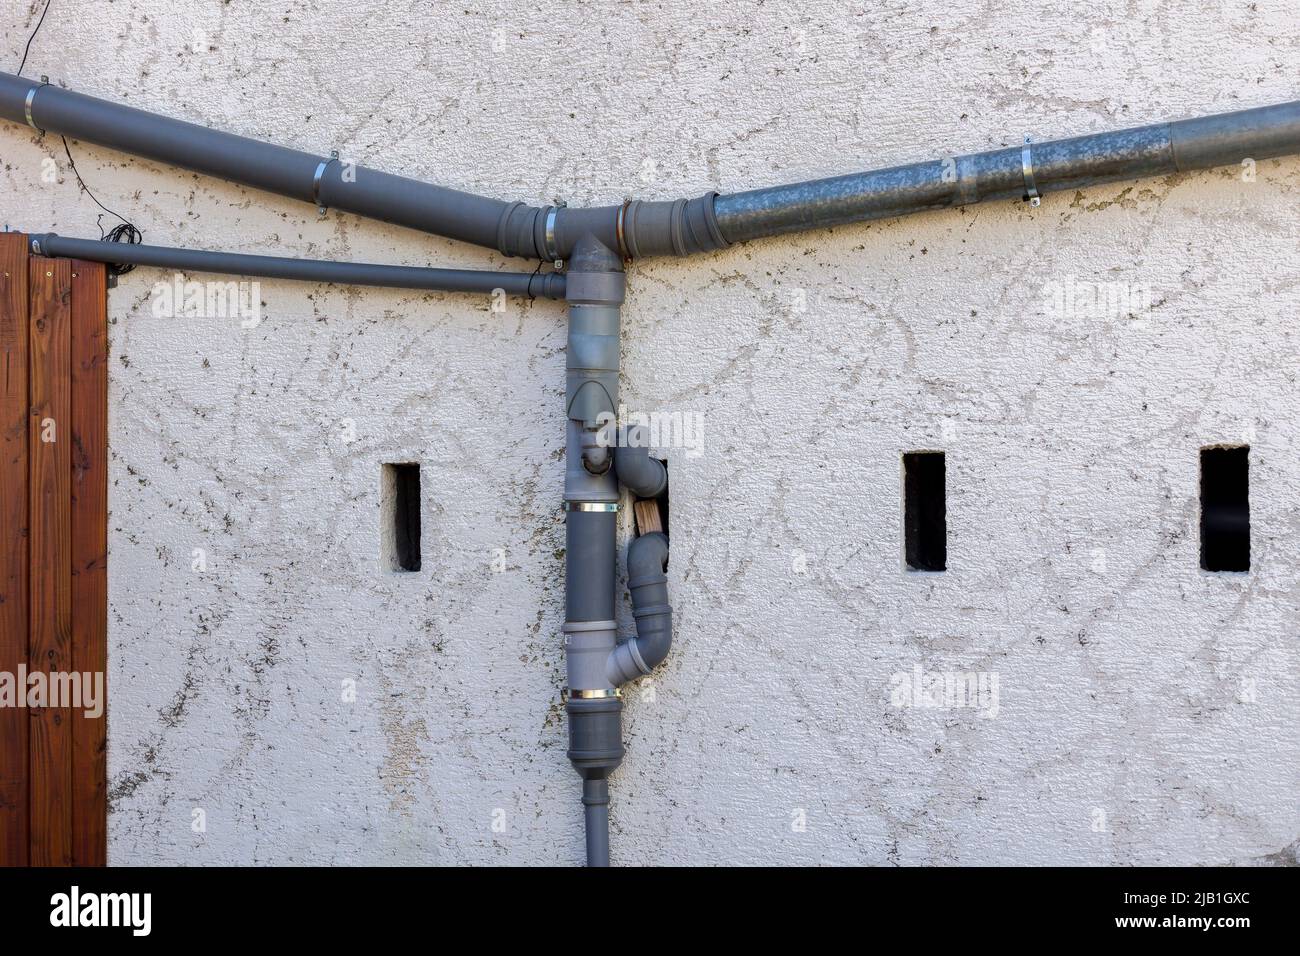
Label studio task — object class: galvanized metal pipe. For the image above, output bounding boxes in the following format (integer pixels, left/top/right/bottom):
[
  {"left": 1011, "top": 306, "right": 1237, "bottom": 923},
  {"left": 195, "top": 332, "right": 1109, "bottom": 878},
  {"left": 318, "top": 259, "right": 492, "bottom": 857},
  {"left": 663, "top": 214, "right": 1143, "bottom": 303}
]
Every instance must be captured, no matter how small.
[
  {"left": 713, "top": 101, "right": 1300, "bottom": 242},
  {"left": 28, "top": 233, "right": 565, "bottom": 298}
]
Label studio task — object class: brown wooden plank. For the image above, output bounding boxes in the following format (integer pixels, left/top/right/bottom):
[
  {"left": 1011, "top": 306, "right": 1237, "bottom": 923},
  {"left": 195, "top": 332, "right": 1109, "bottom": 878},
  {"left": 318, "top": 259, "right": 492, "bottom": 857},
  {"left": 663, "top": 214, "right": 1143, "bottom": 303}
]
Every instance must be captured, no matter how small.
[
  {"left": 69, "top": 261, "right": 107, "bottom": 866},
  {"left": 28, "top": 257, "right": 73, "bottom": 866},
  {"left": 0, "top": 234, "right": 29, "bottom": 866},
  {"left": 634, "top": 498, "right": 664, "bottom": 536}
]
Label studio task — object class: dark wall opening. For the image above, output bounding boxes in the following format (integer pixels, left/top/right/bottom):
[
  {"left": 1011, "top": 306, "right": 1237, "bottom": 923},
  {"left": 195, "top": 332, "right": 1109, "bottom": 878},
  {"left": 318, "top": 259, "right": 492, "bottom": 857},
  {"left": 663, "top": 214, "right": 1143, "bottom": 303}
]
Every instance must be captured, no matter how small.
[
  {"left": 1200, "top": 446, "right": 1249, "bottom": 572},
  {"left": 904, "top": 451, "right": 946, "bottom": 572},
  {"left": 383, "top": 463, "right": 422, "bottom": 572}
]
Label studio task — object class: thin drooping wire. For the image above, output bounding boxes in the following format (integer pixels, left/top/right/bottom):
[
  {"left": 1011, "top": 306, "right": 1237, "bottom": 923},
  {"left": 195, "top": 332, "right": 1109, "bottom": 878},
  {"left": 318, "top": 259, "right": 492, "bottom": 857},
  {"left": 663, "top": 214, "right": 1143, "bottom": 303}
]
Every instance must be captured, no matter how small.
[
  {"left": 18, "top": 0, "right": 142, "bottom": 274},
  {"left": 526, "top": 258, "right": 543, "bottom": 301},
  {"left": 60, "top": 135, "right": 142, "bottom": 273},
  {"left": 16, "top": 0, "right": 52, "bottom": 77}
]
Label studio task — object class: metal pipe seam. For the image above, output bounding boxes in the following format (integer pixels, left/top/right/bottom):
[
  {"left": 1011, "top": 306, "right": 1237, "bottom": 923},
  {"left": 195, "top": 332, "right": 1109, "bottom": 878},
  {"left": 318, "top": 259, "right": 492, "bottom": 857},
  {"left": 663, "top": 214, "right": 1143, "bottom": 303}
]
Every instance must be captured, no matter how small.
[
  {"left": 27, "top": 233, "right": 565, "bottom": 298},
  {"left": 712, "top": 100, "right": 1300, "bottom": 243}
]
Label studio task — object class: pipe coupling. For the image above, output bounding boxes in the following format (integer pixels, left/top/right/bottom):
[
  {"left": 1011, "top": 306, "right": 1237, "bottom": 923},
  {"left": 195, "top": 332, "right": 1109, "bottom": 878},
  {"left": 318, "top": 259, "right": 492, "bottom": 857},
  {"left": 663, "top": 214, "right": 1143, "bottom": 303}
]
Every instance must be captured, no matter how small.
[
  {"left": 620, "top": 192, "right": 728, "bottom": 258},
  {"left": 608, "top": 638, "right": 651, "bottom": 686},
  {"left": 564, "top": 619, "right": 619, "bottom": 692}
]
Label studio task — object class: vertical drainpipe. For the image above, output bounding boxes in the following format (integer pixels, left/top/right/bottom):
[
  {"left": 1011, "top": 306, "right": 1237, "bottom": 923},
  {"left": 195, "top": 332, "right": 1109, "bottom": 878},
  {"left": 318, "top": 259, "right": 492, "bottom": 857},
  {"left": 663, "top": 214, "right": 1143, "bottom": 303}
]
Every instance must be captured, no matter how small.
[{"left": 562, "top": 236, "right": 626, "bottom": 867}]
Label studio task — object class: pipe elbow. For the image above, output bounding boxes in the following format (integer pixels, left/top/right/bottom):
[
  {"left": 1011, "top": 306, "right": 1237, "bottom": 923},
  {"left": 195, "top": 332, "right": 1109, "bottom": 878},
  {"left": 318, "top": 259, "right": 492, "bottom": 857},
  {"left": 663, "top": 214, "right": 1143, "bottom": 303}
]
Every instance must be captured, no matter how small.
[
  {"left": 607, "top": 533, "right": 672, "bottom": 686},
  {"left": 613, "top": 426, "right": 667, "bottom": 498}
]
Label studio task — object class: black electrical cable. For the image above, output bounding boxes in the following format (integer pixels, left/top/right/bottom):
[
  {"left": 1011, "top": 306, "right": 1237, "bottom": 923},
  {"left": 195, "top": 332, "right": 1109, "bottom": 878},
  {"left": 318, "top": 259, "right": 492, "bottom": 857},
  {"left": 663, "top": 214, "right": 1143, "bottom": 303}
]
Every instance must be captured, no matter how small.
[
  {"left": 526, "top": 258, "right": 544, "bottom": 301},
  {"left": 59, "top": 135, "right": 142, "bottom": 274},
  {"left": 16, "top": 0, "right": 52, "bottom": 78},
  {"left": 18, "top": 0, "right": 142, "bottom": 274}
]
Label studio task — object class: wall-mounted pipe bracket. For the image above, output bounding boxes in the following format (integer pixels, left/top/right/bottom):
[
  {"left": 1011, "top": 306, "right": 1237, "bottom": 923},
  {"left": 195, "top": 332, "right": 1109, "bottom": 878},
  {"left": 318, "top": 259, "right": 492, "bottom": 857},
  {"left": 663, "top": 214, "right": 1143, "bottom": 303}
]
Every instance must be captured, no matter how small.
[
  {"left": 544, "top": 202, "right": 565, "bottom": 262},
  {"left": 24, "top": 77, "right": 47, "bottom": 133},
  {"left": 1021, "top": 136, "right": 1041, "bottom": 206},
  {"left": 567, "top": 688, "right": 620, "bottom": 700},
  {"left": 313, "top": 151, "right": 338, "bottom": 217}
]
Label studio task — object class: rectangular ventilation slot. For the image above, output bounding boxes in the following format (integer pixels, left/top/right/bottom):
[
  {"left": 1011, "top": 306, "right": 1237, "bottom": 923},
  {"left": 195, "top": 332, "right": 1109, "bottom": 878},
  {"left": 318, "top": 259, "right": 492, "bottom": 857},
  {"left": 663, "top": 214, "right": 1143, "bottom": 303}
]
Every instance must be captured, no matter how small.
[
  {"left": 1200, "top": 446, "right": 1249, "bottom": 572},
  {"left": 903, "top": 451, "right": 946, "bottom": 572},
  {"left": 382, "top": 463, "right": 421, "bottom": 572}
]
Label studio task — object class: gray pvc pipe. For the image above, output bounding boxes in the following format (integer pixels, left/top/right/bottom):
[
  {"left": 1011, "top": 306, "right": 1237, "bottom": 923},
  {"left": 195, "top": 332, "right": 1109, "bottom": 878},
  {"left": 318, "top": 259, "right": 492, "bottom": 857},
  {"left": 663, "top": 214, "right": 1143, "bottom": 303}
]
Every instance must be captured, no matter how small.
[
  {"left": 608, "top": 532, "right": 672, "bottom": 685},
  {"left": 27, "top": 233, "right": 564, "bottom": 298},
  {"left": 582, "top": 779, "right": 611, "bottom": 868},
  {"left": 8, "top": 73, "right": 1294, "bottom": 258},
  {"left": 0, "top": 73, "right": 727, "bottom": 261},
  {"left": 561, "top": 240, "right": 624, "bottom": 640},
  {"left": 565, "top": 509, "right": 616, "bottom": 625},
  {"left": 614, "top": 425, "right": 668, "bottom": 499},
  {"left": 561, "top": 236, "right": 627, "bottom": 868},
  {"left": 0, "top": 73, "right": 516, "bottom": 253},
  {"left": 713, "top": 100, "right": 1300, "bottom": 242}
]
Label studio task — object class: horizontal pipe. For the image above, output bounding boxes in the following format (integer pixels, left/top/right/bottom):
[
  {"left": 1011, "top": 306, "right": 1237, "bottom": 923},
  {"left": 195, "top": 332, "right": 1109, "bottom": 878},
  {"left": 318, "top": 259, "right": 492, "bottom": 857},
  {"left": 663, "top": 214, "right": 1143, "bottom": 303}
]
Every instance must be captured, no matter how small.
[
  {"left": 27, "top": 233, "right": 565, "bottom": 298},
  {"left": 0, "top": 73, "right": 728, "bottom": 260},
  {"left": 0, "top": 72, "right": 533, "bottom": 256},
  {"left": 5, "top": 76, "right": 1296, "bottom": 259},
  {"left": 713, "top": 100, "right": 1300, "bottom": 243}
]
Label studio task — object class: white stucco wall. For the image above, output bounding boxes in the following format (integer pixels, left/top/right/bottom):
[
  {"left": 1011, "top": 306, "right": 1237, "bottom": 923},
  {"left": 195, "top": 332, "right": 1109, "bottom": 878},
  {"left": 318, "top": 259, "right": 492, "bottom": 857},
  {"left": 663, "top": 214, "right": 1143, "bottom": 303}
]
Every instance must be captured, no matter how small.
[{"left": 1, "top": 0, "right": 1296, "bottom": 865}]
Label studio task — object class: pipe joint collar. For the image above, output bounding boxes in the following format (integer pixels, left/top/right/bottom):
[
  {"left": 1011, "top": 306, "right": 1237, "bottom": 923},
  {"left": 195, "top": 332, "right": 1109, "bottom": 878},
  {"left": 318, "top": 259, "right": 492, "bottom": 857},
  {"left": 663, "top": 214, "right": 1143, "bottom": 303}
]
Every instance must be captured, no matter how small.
[
  {"left": 621, "top": 192, "right": 728, "bottom": 258},
  {"left": 631, "top": 602, "right": 672, "bottom": 619},
  {"left": 566, "top": 694, "right": 624, "bottom": 781},
  {"left": 608, "top": 639, "right": 651, "bottom": 686},
  {"left": 564, "top": 270, "right": 625, "bottom": 306},
  {"left": 565, "top": 619, "right": 619, "bottom": 692}
]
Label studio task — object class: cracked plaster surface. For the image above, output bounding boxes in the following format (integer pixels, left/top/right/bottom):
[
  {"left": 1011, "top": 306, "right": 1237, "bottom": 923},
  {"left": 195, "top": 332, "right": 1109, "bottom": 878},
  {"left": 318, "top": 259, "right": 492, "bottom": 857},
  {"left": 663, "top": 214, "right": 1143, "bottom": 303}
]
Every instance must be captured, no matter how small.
[{"left": 0, "top": 0, "right": 1295, "bottom": 865}]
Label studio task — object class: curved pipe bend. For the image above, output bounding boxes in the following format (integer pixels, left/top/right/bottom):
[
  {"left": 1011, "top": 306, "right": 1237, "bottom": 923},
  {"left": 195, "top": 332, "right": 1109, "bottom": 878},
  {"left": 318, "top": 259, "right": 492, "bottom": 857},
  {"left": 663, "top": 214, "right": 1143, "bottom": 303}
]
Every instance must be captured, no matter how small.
[
  {"left": 613, "top": 425, "right": 668, "bottom": 498},
  {"left": 608, "top": 532, "right": 672, "bottom": 686}
]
